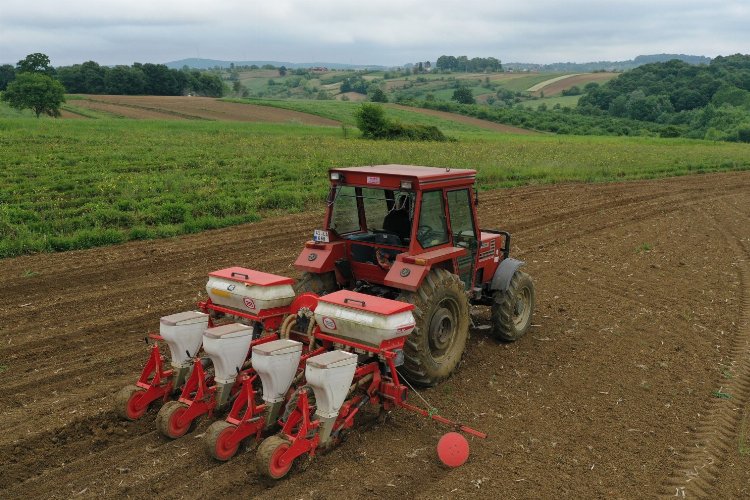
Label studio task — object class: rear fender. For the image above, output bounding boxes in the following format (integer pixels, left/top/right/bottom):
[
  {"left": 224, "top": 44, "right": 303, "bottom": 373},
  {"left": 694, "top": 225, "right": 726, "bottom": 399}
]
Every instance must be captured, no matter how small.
[
  {"left": 294, "top": 242, "right": 346, "bottom": 274},
  {"left": 384, "top": 246, "right": 466, "bottom": 292},
  {"left": 384, "top": 261, "right": 430, "bottom": 292},
  {"left": 490, "top": 258, "right": 525, "bottom": 291}
]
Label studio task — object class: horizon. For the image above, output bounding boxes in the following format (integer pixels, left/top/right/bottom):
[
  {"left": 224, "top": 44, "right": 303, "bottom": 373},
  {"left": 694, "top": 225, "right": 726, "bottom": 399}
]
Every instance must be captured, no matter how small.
[{"left": 0, "top": 52, "right": 725, "bottom": 70}]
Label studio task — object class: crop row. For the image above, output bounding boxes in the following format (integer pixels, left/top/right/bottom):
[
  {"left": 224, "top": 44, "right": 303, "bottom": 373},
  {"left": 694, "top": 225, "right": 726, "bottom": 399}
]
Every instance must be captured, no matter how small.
[{"left": 1, "top": 117, "right": 749, "bottom": 258}]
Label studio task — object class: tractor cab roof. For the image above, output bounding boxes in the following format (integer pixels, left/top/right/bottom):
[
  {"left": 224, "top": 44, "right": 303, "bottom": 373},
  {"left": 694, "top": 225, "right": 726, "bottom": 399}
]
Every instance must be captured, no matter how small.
[{"left": 330, "top": 165, "right": 476, "bottom": 191}]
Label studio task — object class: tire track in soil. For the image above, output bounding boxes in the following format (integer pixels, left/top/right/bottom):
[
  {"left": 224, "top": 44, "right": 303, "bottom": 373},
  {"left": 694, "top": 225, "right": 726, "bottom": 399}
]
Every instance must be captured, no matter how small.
[{"left": 660, "top": 198, "right": 750, "bottom": 498}]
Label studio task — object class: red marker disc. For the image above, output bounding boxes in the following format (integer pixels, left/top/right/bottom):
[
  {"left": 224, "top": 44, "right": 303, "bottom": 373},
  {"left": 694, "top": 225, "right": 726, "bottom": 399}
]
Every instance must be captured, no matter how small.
[{"left": 437, "top": 432, "right": 469, "bottom": 468}]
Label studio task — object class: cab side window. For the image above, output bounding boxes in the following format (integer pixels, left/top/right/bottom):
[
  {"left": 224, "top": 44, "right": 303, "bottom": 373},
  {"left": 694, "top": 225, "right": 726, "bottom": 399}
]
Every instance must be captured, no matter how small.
[
  {"left": 417, "top": 191, "right": 449, "bottom": 248},
  {"left": 447, "top": 189, "right": 476, "bottom": 244}
]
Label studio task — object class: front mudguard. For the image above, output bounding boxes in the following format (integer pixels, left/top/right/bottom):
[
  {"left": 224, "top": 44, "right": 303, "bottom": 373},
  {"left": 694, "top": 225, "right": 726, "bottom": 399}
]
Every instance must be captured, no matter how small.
[{"left": 490, "top": 258, "right": 525, "bottom": 291}]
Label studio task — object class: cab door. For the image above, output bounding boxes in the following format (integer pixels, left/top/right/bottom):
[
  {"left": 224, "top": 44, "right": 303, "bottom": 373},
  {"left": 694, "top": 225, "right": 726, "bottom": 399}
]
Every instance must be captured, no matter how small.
[{"left": 446, "top": 189, "right": 478, "bottom": 289}]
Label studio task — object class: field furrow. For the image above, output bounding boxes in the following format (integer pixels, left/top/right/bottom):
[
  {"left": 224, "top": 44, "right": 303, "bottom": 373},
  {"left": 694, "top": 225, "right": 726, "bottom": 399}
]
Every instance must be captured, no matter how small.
[{"left": 2, "top": 172, "right": 750, "bottom": 498}]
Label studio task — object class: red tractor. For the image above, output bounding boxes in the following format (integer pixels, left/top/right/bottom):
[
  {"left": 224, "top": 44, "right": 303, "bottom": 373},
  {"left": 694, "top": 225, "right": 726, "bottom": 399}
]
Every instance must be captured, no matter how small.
[
  {"left": 293, "top": 165, "right": 535, "bottom": 386},
  {"left": 116, "top": 164, "right": 534, "bottom": 475}
]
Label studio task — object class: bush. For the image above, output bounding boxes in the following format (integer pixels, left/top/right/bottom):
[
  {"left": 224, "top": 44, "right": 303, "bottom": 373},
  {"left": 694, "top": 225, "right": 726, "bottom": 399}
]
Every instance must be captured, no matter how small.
[
  {"left": 452, "top": 87, "right": 475, "bottom": 104},
  {"left": 383, "top": 122, "right": 447, "bottom": 141},
  {"left": 370, "top": 88, "right": 388, "bottom": 102},
  {"left": 660, "top": 125, "right": 681, "bottom": 138},
  {"left": 354, "top": 103, "right": 446, "bottom": 141},
  {"left": 354, "top": 104, "right": 389, "bottom": 138},
  {"left": 737, "top": 124, "right": 750, "bottom": 143}
]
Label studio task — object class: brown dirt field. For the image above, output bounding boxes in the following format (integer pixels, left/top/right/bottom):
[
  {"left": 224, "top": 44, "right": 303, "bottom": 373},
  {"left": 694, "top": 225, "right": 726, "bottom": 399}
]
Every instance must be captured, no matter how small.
[
  {"left": 58, "top": 109, "right": 87, "bottom": 119},
  {"left": 533, "top": 73, "right": 618, "bottom": 97},
  {"left": 2, "top": 172, "right": 750, "bottom": 498},
  {"left": 69, "top": 99, "right": 184, "bottom": 120},
  {"left": 65, "top": 95, "right": 340, "bottom": 125},
  {"left": 389, "top": 104, "right": 539, "bottom": 135}
]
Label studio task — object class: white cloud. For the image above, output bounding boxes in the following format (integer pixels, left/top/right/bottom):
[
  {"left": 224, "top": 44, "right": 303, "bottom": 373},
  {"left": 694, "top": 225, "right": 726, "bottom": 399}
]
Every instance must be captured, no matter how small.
[{"left": 0, "top": 0, "right": 747, "bottom": 66}]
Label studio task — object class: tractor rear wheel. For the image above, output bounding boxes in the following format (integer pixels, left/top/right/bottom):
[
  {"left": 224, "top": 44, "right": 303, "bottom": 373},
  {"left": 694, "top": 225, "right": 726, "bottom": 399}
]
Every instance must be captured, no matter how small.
[
  {"left": 205, "top": 420, "right": 240, "bottom": 461},
  {"left": 491, "top": 270, "right": 535, "bottom": 341},
  {"left": 294, "top": 271, "right": 337, "bottom": 296},
  {"left": 156, "top": 401, "right": 193, "bottom": 439},
  {"left": 257, "top": 435, "right": 294, "bottom": 480},
  {"left": 115, "top": 384, "right": 148, "bottom": 421},
  {"left": 397, "top": 269, "right": 469, "bottom": 387}
]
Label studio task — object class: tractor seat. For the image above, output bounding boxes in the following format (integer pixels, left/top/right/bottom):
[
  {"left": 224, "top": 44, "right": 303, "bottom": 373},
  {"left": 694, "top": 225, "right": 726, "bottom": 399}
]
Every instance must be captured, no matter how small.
[{"left": 382, "top": 195, "right": 411, "bottom": 242}]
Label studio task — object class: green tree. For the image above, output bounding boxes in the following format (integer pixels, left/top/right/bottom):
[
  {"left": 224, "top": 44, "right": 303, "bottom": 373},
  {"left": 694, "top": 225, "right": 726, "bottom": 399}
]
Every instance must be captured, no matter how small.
[
  {"left": 452, "top": 86, "right": 475, "bottom": 104},
  {"left": 0, "top": 64, "right": 15, "bottom": 90},
  {"left": 278, "top": 66, "right": 287, "bottom": 77},
  {"left": 16, "top": 53, "right": 54, "bottom": 75},
  {"left": 104, "top": 65, "right": 146, "bottom": 95},
  {"left": 1, "top": 72, "right": 66, "bottom": 117},
  {"left": 561, "top": 85, "right": 582, "bottom": 96},
  {"left": 354, "top": 103, "right": 388, "bottom": 138},
  {"left": 370, "top": 87, "right": 388, "bottom": 102}
]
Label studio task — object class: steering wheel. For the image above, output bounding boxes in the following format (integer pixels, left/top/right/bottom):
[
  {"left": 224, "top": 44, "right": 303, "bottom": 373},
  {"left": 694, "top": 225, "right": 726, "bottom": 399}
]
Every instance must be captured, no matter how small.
[
  {"left": 375, "top": 248, "right": 395, "bottom": 270},
  {"left": 417, "top": 225, "right": 432, "bottom": 242}
]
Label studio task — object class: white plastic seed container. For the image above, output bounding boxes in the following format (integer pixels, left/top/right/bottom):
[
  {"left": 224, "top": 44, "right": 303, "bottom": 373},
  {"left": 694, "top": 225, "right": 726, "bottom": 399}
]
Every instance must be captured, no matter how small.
[
  {"left": 202, "top": 323, "right": 253, "bottom": 384},
  {"left": 314, "top": 290, "right": 416, "bottom": 347},
  {"left": 305, "top": 350, "right": 358, "bottom": 419},
  {"left": 206, "top": 266, "right": 296, "bottom": 315},
  {"left": 159, "top": 311, "right": 209, "bottom": 367},
  {"left": 251, "top": 339, "right": 303, "bottom": 403}
]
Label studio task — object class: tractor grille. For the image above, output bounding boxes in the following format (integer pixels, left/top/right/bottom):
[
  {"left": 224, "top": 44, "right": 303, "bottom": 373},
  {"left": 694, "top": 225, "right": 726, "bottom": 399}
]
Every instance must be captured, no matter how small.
[
  {"left": 457, "top": 254, "right": 473, "bottom": 268},
  {"left": 479, "top": 239, "right": 496, "bottom": 261}
]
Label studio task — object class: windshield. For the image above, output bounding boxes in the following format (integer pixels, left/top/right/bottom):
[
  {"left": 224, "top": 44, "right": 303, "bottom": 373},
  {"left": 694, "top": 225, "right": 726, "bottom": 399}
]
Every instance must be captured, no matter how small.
[{"left": 329, "top": 186, "right": 414, "bottom": 246}]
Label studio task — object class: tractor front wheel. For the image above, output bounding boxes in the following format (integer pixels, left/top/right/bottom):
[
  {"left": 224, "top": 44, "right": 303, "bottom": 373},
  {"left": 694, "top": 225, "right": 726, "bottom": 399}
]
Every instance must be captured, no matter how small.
[
  {"left": 294, "top": 271, "right": 337, "bottom": 296},
  {"left": 491, "top": 271, "right": 535, "bottom": 341},
  {"left": 156, "top": 401, "right": 193, "bottom": 439},
  {"left": 205, "top": 421, "right": 240, "bottom": 461},
  {"left": 115, "top": 384, "right": 147, "bottom": 421},
  {"left": 257, "top": 435, "right": 294, "bottom": 480},
  {"left": 398, "top": 269, "right": 469, "bottom": 387}
]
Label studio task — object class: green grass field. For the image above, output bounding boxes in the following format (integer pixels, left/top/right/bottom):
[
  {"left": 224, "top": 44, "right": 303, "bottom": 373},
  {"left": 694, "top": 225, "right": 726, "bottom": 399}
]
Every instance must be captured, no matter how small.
[
  {"left": 525, "top": 95, "right": 582, "bottom": 109},
  {"left": 1, "top": 114, "right": 749, "bottom": 258}
]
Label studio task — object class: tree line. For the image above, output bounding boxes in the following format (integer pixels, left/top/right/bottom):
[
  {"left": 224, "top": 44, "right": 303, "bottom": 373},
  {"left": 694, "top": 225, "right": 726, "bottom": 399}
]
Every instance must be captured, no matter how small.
[
  {"left": 56, "top": 61, "right": 225, "bottom": 97},
  {"left": 435, "top": 55, "right": 502, "bottom": 73},
  {"left": 1, "top": 54, "right": 226, "bottom": 97},
  {"left": 578, "top": 54, "right": 750, "bottom": 141}
]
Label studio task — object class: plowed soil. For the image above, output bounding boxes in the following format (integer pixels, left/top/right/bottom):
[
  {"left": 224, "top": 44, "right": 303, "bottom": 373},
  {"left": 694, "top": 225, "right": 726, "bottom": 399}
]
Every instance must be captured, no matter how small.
[
  {"left": 67, "top": 96, "right": 340, "bottom": 125},
  {"left": 2, "top": 172, "right": 749, "bottom": 499}
]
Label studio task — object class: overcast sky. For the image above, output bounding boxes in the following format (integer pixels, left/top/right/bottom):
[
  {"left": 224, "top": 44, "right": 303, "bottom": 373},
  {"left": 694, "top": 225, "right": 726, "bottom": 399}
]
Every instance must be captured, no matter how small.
[{"left": 1, "top": 0, "right": 748, "bottom": 67}]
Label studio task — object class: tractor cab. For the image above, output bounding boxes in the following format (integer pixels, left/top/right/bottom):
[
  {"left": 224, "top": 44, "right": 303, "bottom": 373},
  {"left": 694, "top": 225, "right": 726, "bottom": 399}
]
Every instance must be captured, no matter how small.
[{"left": 295, "top": 165, "right": 490, "bottom": 294}]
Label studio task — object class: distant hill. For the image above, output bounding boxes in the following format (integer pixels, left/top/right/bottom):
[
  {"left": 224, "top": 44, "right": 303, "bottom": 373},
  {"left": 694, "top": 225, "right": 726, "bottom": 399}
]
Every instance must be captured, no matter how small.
[
  {"left": 505, "top": 54, "right": 712, "bottom": 72},
  {"left": 578, "top": 54, "right": 750, "bottom": 141},
  {"left": 169, "top": 54, "right": 713, "bottom": 73},
  {"left": 165, "top": 58, "right": 389, "bottom": 71}
]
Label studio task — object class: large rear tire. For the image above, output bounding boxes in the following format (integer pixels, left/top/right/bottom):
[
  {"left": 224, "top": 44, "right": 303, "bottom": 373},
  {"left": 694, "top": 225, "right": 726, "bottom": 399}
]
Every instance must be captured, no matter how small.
[
  {"left": 156, "top": 401, "right": 193, "bottom": 439},
  {"left": 115, "top": 384, "right": 147, "bottom": 421},
  {"left": 491, "top": 271, "right": 535, "bottom": 341},
  {"left": 257, "top": 435, "right": 294, "bottom": 480},
  {"left": 294, "top": 271, "right": 337, "bottom": 296},
  {"left": 397, "top": 269, "right": 469, "bottom": 387}
]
